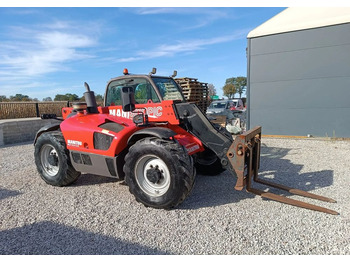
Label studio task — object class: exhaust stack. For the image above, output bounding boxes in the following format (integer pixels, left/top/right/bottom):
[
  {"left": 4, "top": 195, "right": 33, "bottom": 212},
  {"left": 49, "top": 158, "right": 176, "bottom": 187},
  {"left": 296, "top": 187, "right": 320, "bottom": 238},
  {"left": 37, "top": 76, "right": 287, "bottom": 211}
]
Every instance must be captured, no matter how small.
[{"left": 84, "top": 82, "right": 99, "bottom": 114}]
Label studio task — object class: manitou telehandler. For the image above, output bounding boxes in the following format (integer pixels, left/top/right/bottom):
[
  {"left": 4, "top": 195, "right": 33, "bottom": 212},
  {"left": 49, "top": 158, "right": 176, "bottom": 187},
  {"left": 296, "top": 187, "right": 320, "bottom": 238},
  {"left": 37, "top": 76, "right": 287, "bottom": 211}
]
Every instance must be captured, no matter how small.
[{"left": 34, "top": 68, "right": 338, "bottom": 215}]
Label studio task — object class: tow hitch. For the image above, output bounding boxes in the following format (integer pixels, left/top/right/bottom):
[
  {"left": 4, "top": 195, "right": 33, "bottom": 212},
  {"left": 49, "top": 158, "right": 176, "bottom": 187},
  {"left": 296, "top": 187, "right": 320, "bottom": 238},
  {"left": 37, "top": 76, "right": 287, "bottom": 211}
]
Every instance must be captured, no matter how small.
[{"left": 227, "top": 126, "right": 339, "bottom": 215}]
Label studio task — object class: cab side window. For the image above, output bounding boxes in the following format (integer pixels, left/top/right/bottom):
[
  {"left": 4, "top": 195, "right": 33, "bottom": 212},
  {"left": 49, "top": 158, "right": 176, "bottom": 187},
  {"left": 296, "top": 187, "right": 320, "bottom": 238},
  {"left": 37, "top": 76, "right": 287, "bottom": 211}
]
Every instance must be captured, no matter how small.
[
  {"left": 134, "top": 82, "right": 160, "bottom": 104},
  {"left": 106, "top": 81, "right": 123, "bottom": 106}
]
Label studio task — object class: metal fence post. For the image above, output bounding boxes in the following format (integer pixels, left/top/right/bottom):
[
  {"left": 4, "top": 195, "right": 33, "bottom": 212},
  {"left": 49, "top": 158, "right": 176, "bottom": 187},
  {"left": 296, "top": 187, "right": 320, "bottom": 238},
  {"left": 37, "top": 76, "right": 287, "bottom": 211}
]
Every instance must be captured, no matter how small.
[{"left": 35, "top": 102, "right": 40, "bottom": 117}]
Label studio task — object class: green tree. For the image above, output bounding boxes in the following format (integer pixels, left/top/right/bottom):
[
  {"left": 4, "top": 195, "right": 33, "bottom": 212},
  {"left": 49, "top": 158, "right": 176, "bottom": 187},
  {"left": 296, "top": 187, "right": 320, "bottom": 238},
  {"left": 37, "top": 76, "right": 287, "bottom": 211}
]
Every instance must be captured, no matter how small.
[
  {"left": 95, "top": 94, "right": 104, "bottom": 102},
  {"left": 10, "top": 94, "right": 31, "bottom": 101},
  {"left": 225, "top": 77, "right": 235, "bottom": 85},
  {"left": 223, "top": 83, "right": 236, "bottom": 99},
  {"left": 224, "top": 76, "right": 247, "bottom": 98},
  {"left": 43, "top": 97, "right": 52, "bottom": 101},
  {"left": 79, "top": 94, "right": 103, "bottom": 102},
  {"left": 54, "top": 93, "right": 80, "bottom": 101},
  {"left": 235, "top": 77, "right": 247, "bottom": 98},
  {"left": 54, "top": 94, "right": 65, "bottom": 101},
  {"left": 208, "top": 83, "right": 216, "bottom": 98},
  {"left": 0, "top": 95, "right": 8, "bottom": 102}
]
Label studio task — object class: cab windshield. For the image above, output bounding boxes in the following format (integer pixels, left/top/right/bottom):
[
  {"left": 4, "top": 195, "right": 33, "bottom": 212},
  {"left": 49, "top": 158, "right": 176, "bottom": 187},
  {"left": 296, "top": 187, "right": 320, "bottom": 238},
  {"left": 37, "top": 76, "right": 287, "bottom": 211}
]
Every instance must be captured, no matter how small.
[
  {"left": 152, "top": 77, "right": 184, "bottom": 102},
  {"left": 105, "top": 77, "right": 160, "bottom": 106}
]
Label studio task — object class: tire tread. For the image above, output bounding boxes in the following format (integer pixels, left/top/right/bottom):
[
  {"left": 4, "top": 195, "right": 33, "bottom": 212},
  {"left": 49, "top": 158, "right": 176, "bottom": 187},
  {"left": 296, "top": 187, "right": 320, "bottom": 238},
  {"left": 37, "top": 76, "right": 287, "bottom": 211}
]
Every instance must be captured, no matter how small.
[{"left": 123, "top": 137, "right": 195, "bottom": 209}]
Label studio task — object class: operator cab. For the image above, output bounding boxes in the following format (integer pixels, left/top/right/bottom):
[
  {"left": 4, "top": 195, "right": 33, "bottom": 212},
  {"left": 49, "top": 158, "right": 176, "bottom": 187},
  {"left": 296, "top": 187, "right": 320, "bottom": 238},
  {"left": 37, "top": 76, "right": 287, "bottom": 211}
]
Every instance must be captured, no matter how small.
[{"left": 104, "top": 68, "right": 185, "bottom": 107}]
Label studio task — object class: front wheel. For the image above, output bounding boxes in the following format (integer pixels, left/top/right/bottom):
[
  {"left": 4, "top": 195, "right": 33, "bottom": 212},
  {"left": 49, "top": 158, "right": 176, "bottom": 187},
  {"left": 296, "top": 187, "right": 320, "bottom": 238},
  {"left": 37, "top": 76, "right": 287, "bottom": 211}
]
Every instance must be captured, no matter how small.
[
  {"left": 34, "top": 131, "right": 81, "bottom": 186},
  {"left": 123, "top": 137, "right": 195, "bottom": 209}
]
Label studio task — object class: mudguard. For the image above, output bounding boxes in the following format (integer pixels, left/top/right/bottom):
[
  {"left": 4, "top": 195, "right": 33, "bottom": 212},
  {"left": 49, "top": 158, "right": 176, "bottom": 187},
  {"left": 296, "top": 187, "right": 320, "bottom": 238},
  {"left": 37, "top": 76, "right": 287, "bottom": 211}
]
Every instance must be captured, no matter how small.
[
  {"left": 127, "top": 127, "right": 176, "bottom": 145},
  {"left": 33, "top": 123, "right": 61, "bottom": 145}
]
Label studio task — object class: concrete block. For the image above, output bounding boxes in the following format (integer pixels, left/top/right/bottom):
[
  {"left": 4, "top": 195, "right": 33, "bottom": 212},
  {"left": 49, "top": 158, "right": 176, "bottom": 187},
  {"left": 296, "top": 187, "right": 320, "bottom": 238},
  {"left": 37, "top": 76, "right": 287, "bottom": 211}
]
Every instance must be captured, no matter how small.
[{"left": 0, "top": 118, "right": 61, "bottom": 146}]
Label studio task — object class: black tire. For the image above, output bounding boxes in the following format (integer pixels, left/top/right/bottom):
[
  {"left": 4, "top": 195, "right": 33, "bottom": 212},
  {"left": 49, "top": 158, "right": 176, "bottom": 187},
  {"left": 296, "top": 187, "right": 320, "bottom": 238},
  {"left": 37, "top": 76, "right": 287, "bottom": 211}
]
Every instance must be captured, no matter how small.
[
  {"left": 123, "top": 137, "right": 195, "bottom": 209},
  {"left": 195, "top": 149, "right": 225, "bottom": 176},
  {"left": 34, "top": 131, "right": 81, "bottom": 186}
]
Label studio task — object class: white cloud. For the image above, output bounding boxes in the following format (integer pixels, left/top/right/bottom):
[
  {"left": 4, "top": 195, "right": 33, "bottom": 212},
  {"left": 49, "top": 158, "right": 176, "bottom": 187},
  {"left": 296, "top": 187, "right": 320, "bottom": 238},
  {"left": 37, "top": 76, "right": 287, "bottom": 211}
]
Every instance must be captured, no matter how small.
[
  {"left": 132, "top": 8, "right": 180, "bottom": 15},
  {"left": 129, "top": 7, "right": 231, "bottom": 30},
  {"left": 0, "top": 23, "right": 97, "bottom": 78},
  {"left": 116, "top": 29, "right": 248, "bottom": 63},
  {"left": 131, "top": 7, "right": 227, "bottom": 16},
  {"left": 0, "top": 78, "right": 87, "bottom": 99},
  {"left": 0, "top": 20, "right": 100, "bottom": 99},
  {"left": 4, "top": 9, "right": 41, "bottom": 15}
]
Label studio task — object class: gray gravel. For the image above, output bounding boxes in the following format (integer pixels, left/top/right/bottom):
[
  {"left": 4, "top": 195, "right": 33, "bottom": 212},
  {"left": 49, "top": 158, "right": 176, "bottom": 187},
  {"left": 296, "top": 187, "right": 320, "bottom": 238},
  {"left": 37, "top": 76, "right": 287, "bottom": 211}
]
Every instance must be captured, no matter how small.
[{"left": 0, "top": 138, "right": 349, "bottom": 255}]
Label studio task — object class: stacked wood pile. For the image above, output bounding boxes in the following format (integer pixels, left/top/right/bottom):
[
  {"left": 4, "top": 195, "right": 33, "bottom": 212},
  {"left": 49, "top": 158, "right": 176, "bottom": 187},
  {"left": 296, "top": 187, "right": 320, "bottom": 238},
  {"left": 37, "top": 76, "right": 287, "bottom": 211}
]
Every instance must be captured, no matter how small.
[
  {"left": 162, "top": 82, "right": 184, "bottom": 101},
  {"left": 175, "top": 77, "right": 209, "bottom": 113}
]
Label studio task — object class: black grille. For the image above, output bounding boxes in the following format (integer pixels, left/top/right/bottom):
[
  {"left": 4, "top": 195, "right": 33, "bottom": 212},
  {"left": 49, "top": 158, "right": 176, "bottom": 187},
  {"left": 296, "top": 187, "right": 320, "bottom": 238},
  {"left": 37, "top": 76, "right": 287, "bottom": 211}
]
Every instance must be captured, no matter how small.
[
  {"left": 71, "top": 152, "right": 92, "bottom": 165},
  {"left": 71, "top": 152, "right": 82, "bottom": 164},
  {"left": 81, "top": 154, "right": 92, "bottom": 165},
  {"left": 105, "top": 158, "right": 117, "bottom": 177},
  {"left": 93, "top": 132, "right": 113, "bottom": 150}
]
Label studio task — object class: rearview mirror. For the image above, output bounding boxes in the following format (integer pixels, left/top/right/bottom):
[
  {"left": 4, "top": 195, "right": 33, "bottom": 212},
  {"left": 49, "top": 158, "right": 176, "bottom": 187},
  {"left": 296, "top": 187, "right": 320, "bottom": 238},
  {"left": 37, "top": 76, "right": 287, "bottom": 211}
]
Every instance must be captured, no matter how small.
[{"left": 121, "top": 86, "right": 135, "bottom": 112}]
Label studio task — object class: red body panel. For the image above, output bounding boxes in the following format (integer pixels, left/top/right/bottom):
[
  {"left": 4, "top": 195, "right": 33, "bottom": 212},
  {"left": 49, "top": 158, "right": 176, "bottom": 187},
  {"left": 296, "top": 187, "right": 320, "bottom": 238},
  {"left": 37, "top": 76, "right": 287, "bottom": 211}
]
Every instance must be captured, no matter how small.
[
  {"left": 60, "top": 100, "right": 204, "bottom": 157},
  {"left": 62, "top": 100, "right": 179, "bottom": 125},
  {"left": 107, "top": 100, "right": 179, "bottom": 125},
  {"left": 60, "top": 112, "right": 138, "bottom": 156}
]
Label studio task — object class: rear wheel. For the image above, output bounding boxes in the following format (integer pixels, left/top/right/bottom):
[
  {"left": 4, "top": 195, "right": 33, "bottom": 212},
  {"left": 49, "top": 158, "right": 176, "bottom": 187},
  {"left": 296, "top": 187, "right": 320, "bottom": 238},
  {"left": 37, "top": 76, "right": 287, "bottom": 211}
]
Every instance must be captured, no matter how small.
[
  {"left": 195, "top": 149, "right": 225, "bottom": 176},
  {"left": 123, "top": 137, "right": 195, "bottom": 209},
  {"left": 34, "top": 131, "right": 81, "bottom": 186}
]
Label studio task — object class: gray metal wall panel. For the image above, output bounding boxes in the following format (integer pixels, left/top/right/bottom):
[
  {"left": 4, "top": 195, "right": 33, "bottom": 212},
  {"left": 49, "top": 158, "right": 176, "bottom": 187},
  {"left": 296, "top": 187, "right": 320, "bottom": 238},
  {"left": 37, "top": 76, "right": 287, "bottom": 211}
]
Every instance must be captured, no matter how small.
[
  {"left": 250, "top": 78, "right": 350, "bottom": 110},
  {"left": 250, "top": 23, "right": 350, "bottom": 55},
  {"left": 250, "top": 44, "right": 350, "bottom": 83},
  {"left": 251, "top": 108, "right": 349, "bottom": 137},
  {"left": 248, "top": 23, "right": 350, "bottom": 137}
]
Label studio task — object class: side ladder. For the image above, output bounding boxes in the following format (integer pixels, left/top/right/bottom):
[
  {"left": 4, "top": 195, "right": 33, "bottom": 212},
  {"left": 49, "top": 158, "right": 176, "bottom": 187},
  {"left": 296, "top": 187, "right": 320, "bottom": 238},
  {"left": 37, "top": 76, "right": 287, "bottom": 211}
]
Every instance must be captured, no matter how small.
[{"left": 227, "top": 126, "right": 339, "bottom": 215}]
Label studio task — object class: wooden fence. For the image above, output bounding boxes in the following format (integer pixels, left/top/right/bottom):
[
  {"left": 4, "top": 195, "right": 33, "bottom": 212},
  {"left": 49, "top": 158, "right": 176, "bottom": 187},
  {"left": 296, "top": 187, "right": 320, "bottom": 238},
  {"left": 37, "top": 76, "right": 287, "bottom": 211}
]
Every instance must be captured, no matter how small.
[{"left": 0, "top": 101, "right": 70, "bottom": 120}]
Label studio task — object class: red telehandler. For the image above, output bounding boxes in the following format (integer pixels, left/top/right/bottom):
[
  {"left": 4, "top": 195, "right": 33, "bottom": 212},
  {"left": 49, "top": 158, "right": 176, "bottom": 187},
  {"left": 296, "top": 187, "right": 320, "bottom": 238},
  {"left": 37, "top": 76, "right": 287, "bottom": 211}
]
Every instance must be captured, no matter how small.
[{"left": 34, "top": 69, "right": 338, "bottom": 215}]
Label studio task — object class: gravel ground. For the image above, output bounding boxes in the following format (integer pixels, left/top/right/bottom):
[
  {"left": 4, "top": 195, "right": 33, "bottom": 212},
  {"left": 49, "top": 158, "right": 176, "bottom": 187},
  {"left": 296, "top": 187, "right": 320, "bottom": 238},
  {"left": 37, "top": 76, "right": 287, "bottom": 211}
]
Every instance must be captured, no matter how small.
[{"left": 0, "top": 138, "right": 349, "bottom": 255}]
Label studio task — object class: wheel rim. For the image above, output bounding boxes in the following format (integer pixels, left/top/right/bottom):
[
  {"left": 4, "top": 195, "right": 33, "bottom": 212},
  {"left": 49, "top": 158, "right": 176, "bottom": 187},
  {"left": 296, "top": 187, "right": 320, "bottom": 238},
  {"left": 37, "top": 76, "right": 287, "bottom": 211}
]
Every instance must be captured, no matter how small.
[
  {"left": 40, "top": 144, "right": 60, "bottom": 177},
  {"left": 134, "top": 154, "right": 171, "bottom": 197}
]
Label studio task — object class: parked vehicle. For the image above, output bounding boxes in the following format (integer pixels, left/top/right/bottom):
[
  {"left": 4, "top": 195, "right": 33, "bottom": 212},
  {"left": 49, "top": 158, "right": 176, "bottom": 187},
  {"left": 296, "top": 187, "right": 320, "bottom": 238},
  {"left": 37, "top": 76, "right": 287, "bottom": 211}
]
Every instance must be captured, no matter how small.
[
  {"left": 207, "top": 99, "right": 244, "bottom": 116},
  {"left": 33, "top": 68, "right": 338, "bottom": 214},
  {"left": 230, "top": 98, "right": 244, "bottom": 110},
  {"left": 206, "top": 100, "right": 234, "bottom": 118}
]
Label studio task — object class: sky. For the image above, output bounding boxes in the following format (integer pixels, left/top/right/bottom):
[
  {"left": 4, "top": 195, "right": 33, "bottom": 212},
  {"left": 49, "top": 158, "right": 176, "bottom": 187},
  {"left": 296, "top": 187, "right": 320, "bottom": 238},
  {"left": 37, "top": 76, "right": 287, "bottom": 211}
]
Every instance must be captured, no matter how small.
[{"left": 0, "top": 6, "right": 287, "bottom": 100}]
